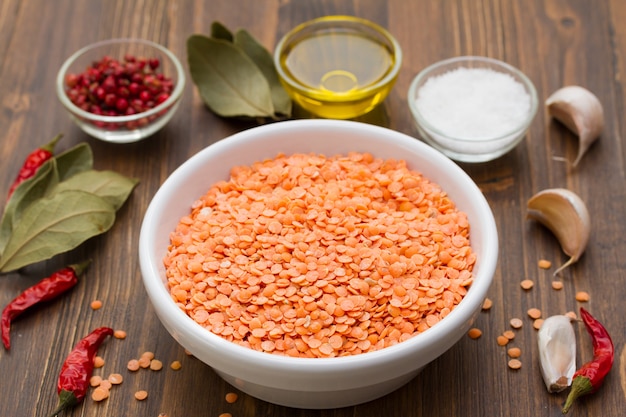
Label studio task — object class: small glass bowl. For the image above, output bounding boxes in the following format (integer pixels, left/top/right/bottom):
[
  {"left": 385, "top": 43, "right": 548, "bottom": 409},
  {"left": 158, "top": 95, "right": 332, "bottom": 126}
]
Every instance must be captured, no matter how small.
[
  {"left": 274, "top": 15, "right": 402, "bottom": 119},
  {"left": 408, "top": 56, "right": 538, "bottom": 163},
  {"left": 56, "top": 39, "right": 185, "bottom": 143}
]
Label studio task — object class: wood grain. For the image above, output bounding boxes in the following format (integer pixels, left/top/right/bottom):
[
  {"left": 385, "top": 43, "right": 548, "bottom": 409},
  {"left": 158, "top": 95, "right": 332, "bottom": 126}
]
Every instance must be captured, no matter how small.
[{"left": 1, "top": 1, "right": 624, "bottom": 416}]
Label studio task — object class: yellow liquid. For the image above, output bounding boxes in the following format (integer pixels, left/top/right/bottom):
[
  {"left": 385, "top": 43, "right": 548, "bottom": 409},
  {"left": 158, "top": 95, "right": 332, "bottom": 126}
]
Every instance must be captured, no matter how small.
[{"left": 279, "top": 31, "right": 397, "bottom": 119}]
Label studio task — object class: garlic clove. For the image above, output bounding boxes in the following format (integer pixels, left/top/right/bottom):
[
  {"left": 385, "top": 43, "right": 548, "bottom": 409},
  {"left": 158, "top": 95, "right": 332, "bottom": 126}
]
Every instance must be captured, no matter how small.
[
  {"left": 527, "top": 188, "right": 591, "bottom": 275},
  {"left": 537, "top": 315, "right": 577, "bottom": 393},
  {"left": 546, "top": 85, "right": 604, "bottom": 167}
]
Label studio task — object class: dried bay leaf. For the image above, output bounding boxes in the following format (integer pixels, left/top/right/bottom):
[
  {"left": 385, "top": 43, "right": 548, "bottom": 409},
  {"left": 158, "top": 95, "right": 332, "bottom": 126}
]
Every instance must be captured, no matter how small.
[
  {"left": 0, "top": 159, "right": 60, "bottom": 255},
  {"left": 187, "top": 34, "right": 276, "bottom": 118},
  {"left": 0, "top": 143, "right": 94, "bottom": 255},
  {"left": 50, "top": 170, "right": 138, "bottom": 211},
  {"left": 54, "top": 142, "right": 93, "bottom": 181},
  {"left": 234, "top": 29, "right": 292, "bottom": 117},
  {"left": 0, "top": 141, "right": 137, "bottom": 273},
  {"left": 211, "top": 21, "right": 234, "bottom": 42},
  {"left": 0, "top": 190, "right": 116, "bottom": 273}
]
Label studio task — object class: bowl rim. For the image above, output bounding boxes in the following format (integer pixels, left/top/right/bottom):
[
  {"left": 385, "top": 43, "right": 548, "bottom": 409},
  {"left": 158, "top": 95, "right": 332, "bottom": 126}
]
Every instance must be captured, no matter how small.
[
  {"left": 273, "top": 15, "right": 403, "bottom": 100},
  {"left": 407, "top": 55, "right": 538, "bottom": 143},
  {"left": 139, "top": 119, "right": 498, "bottom": 372},
  {"left": 55, "top": 38, "right": 186, "bottom": 123}
]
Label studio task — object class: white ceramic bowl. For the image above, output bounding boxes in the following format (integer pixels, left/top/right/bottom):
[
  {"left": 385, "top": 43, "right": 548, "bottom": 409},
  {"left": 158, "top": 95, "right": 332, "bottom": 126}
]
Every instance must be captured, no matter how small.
[
  {"left": 408, "top": 56, "right": 538, "bottom": 163},
  {"left": 139, "top": 119, "right": 498, "bottom": 409},
  {"left": 56, "top": 38, "right": 185, "bottom": 143}
]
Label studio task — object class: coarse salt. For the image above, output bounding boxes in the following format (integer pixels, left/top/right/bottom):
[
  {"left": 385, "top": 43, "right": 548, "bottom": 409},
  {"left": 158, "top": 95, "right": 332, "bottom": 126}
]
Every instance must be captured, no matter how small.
[{"left": 415, "top": 67, "right": 531, "bottom": 139}]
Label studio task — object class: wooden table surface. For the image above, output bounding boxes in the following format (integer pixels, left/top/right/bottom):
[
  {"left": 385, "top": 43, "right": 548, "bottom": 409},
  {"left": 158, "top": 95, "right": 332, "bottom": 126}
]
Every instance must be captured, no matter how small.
[{"left": 1, "top": 1, "right": 625, "bottom": 416}]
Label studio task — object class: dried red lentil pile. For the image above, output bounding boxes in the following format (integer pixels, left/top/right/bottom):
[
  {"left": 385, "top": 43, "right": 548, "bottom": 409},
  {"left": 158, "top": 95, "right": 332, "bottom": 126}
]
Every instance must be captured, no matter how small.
[{"left": 164, "top": 152, "right": 475, "bottom": 357}]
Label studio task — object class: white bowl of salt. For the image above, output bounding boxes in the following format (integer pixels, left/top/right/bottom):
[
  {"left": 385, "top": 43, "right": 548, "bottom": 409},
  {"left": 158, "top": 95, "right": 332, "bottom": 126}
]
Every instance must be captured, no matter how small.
[{"left": 408, "top": 56, "right": 538, "bottom": 163}]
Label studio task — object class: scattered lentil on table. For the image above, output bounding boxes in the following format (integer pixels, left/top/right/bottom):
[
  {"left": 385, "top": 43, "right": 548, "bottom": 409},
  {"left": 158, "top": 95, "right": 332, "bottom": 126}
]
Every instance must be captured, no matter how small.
[
  {"left": 502, "top": 330, "right": 515, "bottom": 340},
  {"left": 538, "top": 259, "right": 552, "bottom": 269},
  {"left": 108, "top": 373, "right": 124, "bottom": 384},
  {"left": 507, "top": 347, "right": 522, "bottom": 358},
  {"left": 89, "top": 375, "right": 102, "bottom": 387},
  {"left": 127, "top": 359, "right": 140, "bottom": 372},
  {"left": 92, "top": 386, "right": 110, "bottom": 402},
  {"left": 113, "top": 329, "right": 127, "bottom": 339},
  {"left": 527, "top": 308, "right": 542, "bottom": 319},
  {"left": 93, "top": 356, "right": 105, "bottom": 368},
  {"left": 134, "top": 390, "right": 149, "bottom": 401},
  {"left": 225, "top": 392, "right": 238, "bottom": 404},
  {"left": 508, "top": 359, "right": 522, "bottom": 370},
  {"left": 497, "top": 335, "right": 509, "bottom": 346},
  {"left": 468, "top": 328, "right": 482, "bottom": 339},
  {"left": 164, "top": 152, "right": 476, "bottom": 358},
  {"left": 575, "top": 291, "right": 590, "bottom": 302},
  {"left": 520, "top": 279, "right": 534, "bottom": 290},
  {"left": 551, "top": 281, "right": 564, "bottom": 290},
  {"left": 150, "top": 359, "right": 163, "bottom": 371}
]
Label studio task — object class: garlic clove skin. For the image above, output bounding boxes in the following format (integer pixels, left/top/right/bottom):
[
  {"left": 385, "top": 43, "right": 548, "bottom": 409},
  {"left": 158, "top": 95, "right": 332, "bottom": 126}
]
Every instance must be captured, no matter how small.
[
  {"left": 537, "top": 315, "right": 577, "bottom": 393},
  {"left": 546, "top": 85, "right": 604, "bottom": 167},
  {"left": 527, "top": 188, "right": 591, "bottom": 275}
]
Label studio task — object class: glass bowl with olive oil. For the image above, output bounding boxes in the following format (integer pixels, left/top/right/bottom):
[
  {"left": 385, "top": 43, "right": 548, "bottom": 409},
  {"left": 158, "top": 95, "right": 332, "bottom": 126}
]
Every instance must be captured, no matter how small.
[{"left": 274, "top": 16, "right": 402, "bottom": 119}]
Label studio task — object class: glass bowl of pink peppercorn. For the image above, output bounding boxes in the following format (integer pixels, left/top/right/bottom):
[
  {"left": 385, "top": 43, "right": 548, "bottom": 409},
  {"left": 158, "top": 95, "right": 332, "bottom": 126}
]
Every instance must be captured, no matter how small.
[{"left": 56, "top": 38, "right": 185, "bottom": 143}]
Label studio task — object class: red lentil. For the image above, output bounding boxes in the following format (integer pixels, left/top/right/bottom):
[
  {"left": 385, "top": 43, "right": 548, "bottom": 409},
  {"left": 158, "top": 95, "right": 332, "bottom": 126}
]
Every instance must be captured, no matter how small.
[
  {"left": 508, "top": 359, "right": 522, "bottom": 370},
  {"left": 509, "top": 318, "right": 523, "bottom": 329},
  {"left": 138, "top": 356, "right": 151, "bottom": 368},
  {"left": 507, "top": 347, "right": 521, "bottom": 358},
  {"left": 99, "top": 379, "right": 113, "bottom": 390},
  {"left": 108, "top": 373, "right": 123, "bottom": 385},
  {"left": 527, "top": 308, "right": 542, "bottom": 320},
  {"left": 565, "top": 311, "right": 577, "bottom": 320},
  {"left": 114, "top": 329, "right": 127, "bottom": 339},
  {"left": 93, "top": 356, "right": 105, "bottom": 368},
  {"left": 225, "top": 392, "right": 238, "bottom": 403},
  {"left": 575, "top": 291, "right": 590, "bottom": 302},
  {"left": 170, "top": 360, "right": 182, "bottom": 370},
  {"left": 91, "top": 386, "right": 109, "bottom": 402},
  {"left": 538, "top": 259, "right": 552, "bottom": 269},
  {"left": 90, "top": 300, "right": 103, "bottom": 310},
  {"left": 533, "top": 318, "right": 544, "bottom": 330},
  {"left": 481, "top": 298, "right": 493, "bottom": 310},
  {"left": 467, "top": 328, "right": 482, "bottom": 339},
  {"left": 502, "top": 330, "right": 515, "bottom": 340},
  {"left": 141, "top": 351, "right": 155, "bottom": 360},
  {"left": 520, "top": 279, "right": 534, "bottom": 290},
  {"left": 496, "top": 335, "right": 509, "bottom": 346},
  {"left": 134, "top": 390, "right": 148, "bottom": 401},
  {"left": 150, "top": 359, "right": 163, "bottom": 371},
  {"left": 127, "top": 359, "right": 140, "bottom": 371},
  {"left": 164, "top": 152, "right": 475, "bottom": 358},
  {"left": 89, "top": 375, "right": 103, "bottom": 387},
  {"left": 551, "top": 281, "right": 564, "bottom": 290}
]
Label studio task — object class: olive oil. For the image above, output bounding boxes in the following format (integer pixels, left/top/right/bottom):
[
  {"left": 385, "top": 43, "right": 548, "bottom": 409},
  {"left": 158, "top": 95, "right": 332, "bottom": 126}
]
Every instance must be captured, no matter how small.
[{"left": 275, "top": 17, "right": 401, "bottom": 119}]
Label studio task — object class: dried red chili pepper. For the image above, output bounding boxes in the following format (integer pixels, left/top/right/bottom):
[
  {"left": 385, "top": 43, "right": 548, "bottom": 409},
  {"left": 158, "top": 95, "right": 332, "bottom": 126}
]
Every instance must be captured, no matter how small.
[
  {"left": 1, "top": 260, "right": 90, "bottom": 350},
  {"left": 49, "top": 326, "right": 114, "bottom": 417},
  {"left": 6, "top": 133, "right": 62, "bottom": 200},
  {"left": 562, "top": 307, "right": 614, "bottom": 414}
]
